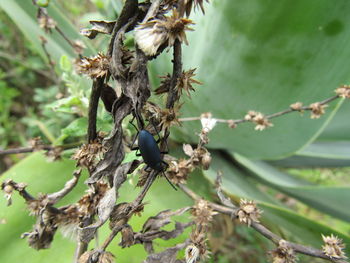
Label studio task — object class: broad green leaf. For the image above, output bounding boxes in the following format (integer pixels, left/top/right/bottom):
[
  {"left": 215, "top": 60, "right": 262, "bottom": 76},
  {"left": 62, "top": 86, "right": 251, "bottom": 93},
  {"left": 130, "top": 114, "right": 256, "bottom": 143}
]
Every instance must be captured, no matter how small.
[
  {"left": 234, "top": 153, "right": 350, "bottom": 221},
  {"left": 152, "top": 0, "right": 350, "bottom": 159},
  {"left": 203, "top": 151, "right": 279, "bottom": 204},
  {"left": 318, "top": 100, "right": 350, "bottom": 141},
  {"left": 268, "top": 155, "right": 350, "bottom": 168},
  {"left": 0, "top": 152, "right": 192, "bottom": 263},
  {"left": 297, "top": 141, "right": 350, "bottom": 159}
]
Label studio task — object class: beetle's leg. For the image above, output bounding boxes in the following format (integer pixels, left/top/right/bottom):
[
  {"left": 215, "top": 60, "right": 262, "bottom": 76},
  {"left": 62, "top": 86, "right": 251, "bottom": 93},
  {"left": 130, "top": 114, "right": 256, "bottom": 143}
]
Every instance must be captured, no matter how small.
[
  {"left": 161, "top": 160, "right": 169, "bottom": 169},
  {"left": 161, "top": 170, "right": 177, "bottom": 191},
  {"left": 144, "top": 166, "right": 152, "bottom": 172},
  {"left": 135, "top": 149, "right": 142, "bottom": 157},
  {"left": 129, "top": 117, "right": 139, "bottom": 132}
]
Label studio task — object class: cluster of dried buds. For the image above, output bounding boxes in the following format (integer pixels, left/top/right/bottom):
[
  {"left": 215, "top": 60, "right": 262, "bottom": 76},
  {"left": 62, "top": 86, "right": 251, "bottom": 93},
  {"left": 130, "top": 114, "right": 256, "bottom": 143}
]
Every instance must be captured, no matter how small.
[
  {"left": 335, "top": 84, "right": 350, "bottom": 99},
  {"left": 155, "top": 68, "right": 202, "bottom": 98},
  {"left": 73, "top": 138, "right": 106, "bottom": 171},
  {"left": 75, "top": 53, "right": 110, "bottom": 79},
  {"left": 270, "top": 240, "right": 297, "bottom": 263},
  {"left": 236, "top": 199, "right": 262, "bottom": 227},
  {"left": 165, "top": 143, "right": 211, "bottom": 184},
  {"left": 322, "top": 234, "right": 347, "bottom": 259},
  {"left": 135, "top": 10, "right": 194, "bottom": 56},
  {"left": 244, "top": 110, "right": 273, "bottom": 131},
  {"left": 37, "top": 8, "right": 56, "bottom": 33},
  {"left": 290, "top": 101, "right": 328, "bottom": 119}
]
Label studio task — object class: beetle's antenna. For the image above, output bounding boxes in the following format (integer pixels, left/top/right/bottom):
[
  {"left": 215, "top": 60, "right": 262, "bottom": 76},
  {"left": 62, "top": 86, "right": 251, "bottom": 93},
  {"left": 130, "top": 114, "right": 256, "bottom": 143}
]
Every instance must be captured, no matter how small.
[{"left": 162, "top": 171, "right": 177, "bottom": 191}]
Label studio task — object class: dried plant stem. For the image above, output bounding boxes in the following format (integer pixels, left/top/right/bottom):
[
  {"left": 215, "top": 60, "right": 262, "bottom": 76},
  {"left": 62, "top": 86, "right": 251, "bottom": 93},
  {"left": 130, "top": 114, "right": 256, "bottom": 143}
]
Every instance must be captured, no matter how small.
[
  {"left": 179, "top": 94, "right": 341, "bottom": 126},
  {"left": 166, "top": 39, "right": 182, "bottom": 109},
  {"left": 54, "top": 26, "right": 77, "bottom": 49},
  {"left": 107, "top": 0, "right": 139, "bottom": 57},
  {"left": 101, "top": 224, "right": 126, "bottom": 251},
  {"left": 0, "top": 142, "right": 81, "bottom": 156},
  {"left": 179, "top": 184, "right": 348, "bottom": 263},
  {"left": 87, "top": 77, "right": 104, "bottom": 142},
  {"left": 161, "top": 39, "right": 183, "bottom": 152},
  {"left": 142, "top": 0, "right": 162, "bottom": 23}
]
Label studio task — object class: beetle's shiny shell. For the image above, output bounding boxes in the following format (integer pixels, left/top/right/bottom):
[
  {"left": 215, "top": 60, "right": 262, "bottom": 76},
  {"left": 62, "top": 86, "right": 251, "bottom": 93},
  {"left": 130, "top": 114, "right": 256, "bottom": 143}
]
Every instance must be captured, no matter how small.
[{"left": 138, "top": 130, "right": 162, "bottom": 171}]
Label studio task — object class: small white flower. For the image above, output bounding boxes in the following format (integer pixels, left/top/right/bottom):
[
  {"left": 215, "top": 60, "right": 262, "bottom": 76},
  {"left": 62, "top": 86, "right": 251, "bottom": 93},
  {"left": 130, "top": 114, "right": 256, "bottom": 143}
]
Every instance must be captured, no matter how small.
[{"left": 200, "top": 112, "right": 217, "bottom": 133}]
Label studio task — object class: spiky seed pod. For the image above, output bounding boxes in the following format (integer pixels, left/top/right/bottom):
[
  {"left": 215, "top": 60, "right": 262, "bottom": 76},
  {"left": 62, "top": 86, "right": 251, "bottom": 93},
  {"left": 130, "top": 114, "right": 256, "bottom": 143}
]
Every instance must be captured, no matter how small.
[
  {"left": 237, "top": 199, "right": 262, "bottom": 226},
  {"left": 335, "top": 85, "right": 350, "bottom": 98},
  {"left": 75, "top": 53, "right": 110, "bottom": 78},
  {"left": 290, "top": 102, "right": 303, "bottom": 111},
  {"left": 270, "top": 240, "right": 297, "bottom": 263},
  {"left": 309, "top": 102, "right": 328, "bottom": 119},
  {"left": 322, "top": 234, "right": 347, "bottom": 259},
  {"left": 135, "top": 10, "right": 194, "bottom": 56}
]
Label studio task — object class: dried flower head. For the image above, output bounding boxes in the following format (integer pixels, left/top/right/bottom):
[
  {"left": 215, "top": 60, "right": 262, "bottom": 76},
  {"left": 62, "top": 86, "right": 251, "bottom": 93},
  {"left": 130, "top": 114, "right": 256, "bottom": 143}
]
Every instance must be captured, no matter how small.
[
  {"left": 201, "top": 152, "right": 211, "bottom": 170},
  {"left": 237, "top": 199, "right": 262, "bottom": 226},
  {"left": 75, "top": 53, "right": 110, "bottom": 78},
  {"left": 185, "top": 243, "right": 200, "bottom": 263},
  {"left": 73, "top": 141, "right": 106, "bottom": 170},
  {"left": 1, "top": 179, "right": 28, "bottom": 206},
  {"left": 155, "top": 74, "right": 172, "bottom": 95},
  {"left": 322, "top": 234, "right": 347, "bottom": 259},
  {"left": 309, "top": 102, "right": 328, "bottom": 119},
  {"left": 177, "top": 68, "right": 202, "bottom": 97},
  {"left": 160, "top": 104, "right": 182, "bottom": 129},
  {"left": 166, "top": 159, "right": 193, "bottom": 184},
  {"left": 1, "top": 180, "right": 14, "bottom": 206},
  {"left": 191, "top": 199, "right": 217, "bottom": 226},
  {"left": 244, "top": 110, "right": 259, "bottom": 121},
  {"left": 335, "top": 85, "right": 350, "bottom": 99},
  {"left": 135, "top": 10, "right": 194, "bottom": 56},
  {"left": 290, "top": 102, "right": 303, "bottom": 111},
  {"left": 253, "top": 113, "right": 273, "bottom": 131},
  {"left": 37, "top": 10, "right": 57, "bottom": 33},
  {"left": 270, "top": 240, "right": 297, "bottom": 263},
  {"left": 78, "top": 250, "right": 115, "bottom": 263}
]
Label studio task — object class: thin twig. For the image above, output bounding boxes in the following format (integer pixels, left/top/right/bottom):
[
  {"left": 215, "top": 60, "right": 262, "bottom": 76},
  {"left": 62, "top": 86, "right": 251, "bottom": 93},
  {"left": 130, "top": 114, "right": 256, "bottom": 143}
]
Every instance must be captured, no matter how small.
[
  {"left": 0, "top": 142, "right": 81, "bottom": 156},
  {"left": 178, "top": 94, "right": 341, "bottom": 126}
]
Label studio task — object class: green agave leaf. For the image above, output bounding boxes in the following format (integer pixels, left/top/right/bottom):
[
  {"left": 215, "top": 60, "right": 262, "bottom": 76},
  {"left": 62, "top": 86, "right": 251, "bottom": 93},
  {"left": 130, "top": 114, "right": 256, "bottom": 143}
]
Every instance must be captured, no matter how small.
[
  {"left": 152, "top": 0, "right": 350, "bottom": 159},
  {"left": 203, "top": 151, "right": 279, "bottom": 204},
  {"left": 0, "top": 0, "right": 95, "bottom": 64},
  {"left": 297, "top": 141, "right": 350, "bottom": 159},
  {"left": 234, "top": 153, "right": 350, "bottom": 221},
  {"left": 268, "top": 155, "right": 350, "bottom": 168},
  {"left": 318, "top": 100, "right": 350, "bottom": 141},
  {"left": 259, "top": 202, "right": 350, "bottom": 255},
  {"left": 0, "top": 153, "right": 192, "bottom": 263}
]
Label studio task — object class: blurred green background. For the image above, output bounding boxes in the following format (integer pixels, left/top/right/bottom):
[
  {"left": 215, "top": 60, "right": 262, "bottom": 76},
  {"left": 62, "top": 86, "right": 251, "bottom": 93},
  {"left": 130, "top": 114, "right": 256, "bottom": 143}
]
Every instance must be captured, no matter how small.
[{"left": 0, "top": 0, "right": 349, "bottom": 262}]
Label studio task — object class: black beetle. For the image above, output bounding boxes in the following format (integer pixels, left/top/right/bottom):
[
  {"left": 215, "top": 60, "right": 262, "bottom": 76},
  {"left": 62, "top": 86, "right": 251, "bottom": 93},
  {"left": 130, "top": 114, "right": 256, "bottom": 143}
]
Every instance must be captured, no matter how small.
[{"left": 130, "top": 122, "right": 177, "bottom": 190}]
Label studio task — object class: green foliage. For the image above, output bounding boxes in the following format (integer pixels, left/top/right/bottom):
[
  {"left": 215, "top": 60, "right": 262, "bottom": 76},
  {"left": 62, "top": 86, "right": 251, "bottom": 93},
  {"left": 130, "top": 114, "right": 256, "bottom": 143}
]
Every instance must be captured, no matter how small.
[
  {"left": 153, "top": 0, "right": 350, "bottom": 159},
  {"left": 1, "top": 0, "right": 350, "bottom": 262}
]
